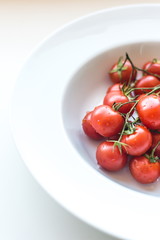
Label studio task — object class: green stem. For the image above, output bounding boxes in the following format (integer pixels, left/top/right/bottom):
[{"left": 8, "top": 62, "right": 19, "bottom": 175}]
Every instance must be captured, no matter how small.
[
  {"left": 114, "top": 100, "right": 137, "bottom": 111},
  {"left": 115, "top": 85, "right": 160, "bottom": 143},
  {"left": 126, "top": 52, "right": 160, "bottom": 79},
  {"left": 151, "top": 141, "right": 160, "bottom": 159},
  {"left": 117, "top": 100, "right": 138, "bottom": 142},
  {"left": 126, "top": 86, "right": 160, "bottom": 95},
  {"left": 146, "top": 85, "right": 160, "bottom": 95}
]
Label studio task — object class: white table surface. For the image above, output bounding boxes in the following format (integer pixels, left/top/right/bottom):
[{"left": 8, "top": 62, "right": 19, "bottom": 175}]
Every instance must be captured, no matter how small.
[{"left": 1, "top": 1, "right": 160, "bottom": 239}]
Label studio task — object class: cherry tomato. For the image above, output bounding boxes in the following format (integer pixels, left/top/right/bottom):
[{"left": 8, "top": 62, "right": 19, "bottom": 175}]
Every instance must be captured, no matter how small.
[
  {"left": 91, "top": 105, "right": 124, "bottom": 137},
  {"left": 82, "top": 111, "right": 104, "bottom": 140},
  {"left": 129, "top": 156, "right": 160, "bottom": 184},
  {"left": 143, "top": 60, "right": 160, "bottom": 78},
  {"left": 135, "top": 75, "right": 160, "bottom": 95},
  {"left": 150, "top": 131, "right": 160, "bottom": 157},
  {"left": 107, "top": 83, "right": 123, "bottom": 93},
  {"left": 103, "top": 91, "right": 133, "bottom": 114},
  {"left": 121, "top": 125, "right": 152, "bottom": 156},
  {"left": 96, "top": 141, "right": 127, "bottom": 171},
  {"left": 109, "top": 59, "right": 137, "bottom": 83},
  {"left": 136, "top": 94, "right": 160, "bottom": 129}
]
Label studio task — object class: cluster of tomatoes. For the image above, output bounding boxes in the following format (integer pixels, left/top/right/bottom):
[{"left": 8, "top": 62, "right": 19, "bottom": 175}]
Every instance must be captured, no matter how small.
[{"left": 82, "top": 54, "right": 160, "bottom": 184}]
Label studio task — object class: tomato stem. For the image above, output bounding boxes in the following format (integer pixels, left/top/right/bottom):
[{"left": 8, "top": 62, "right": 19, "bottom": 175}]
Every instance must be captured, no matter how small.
[
  {"left": 110, "top": 56, "right": 128, "bottom": 81},
  {"left": 126, "top": 53, "right": 160, "bottom": 79},
  {"left": 117, "top": 100, "right": 138, "bottom": 143},
  {"left": 112, "top": 140, "right": 129, "bottom": 153},
  {"left": 126, "top": 86, "right": 160, "bottom": 95},
  {"left": 146, "top": 85, "right": 160, "bottom": 95},
  {"left": 151, "top": 141, "right": 160, "bottom": 160},
  {"left": 144, "top": 141, "right": 160, "bottom": 163},
  {"left": 114, "top": 100, "right": 137, "bottom": 111}
]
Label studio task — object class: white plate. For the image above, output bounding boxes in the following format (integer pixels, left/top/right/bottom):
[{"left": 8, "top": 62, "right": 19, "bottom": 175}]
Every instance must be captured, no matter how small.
[{"left": 10, "top": 4, "right": 160, "bottom": 240}]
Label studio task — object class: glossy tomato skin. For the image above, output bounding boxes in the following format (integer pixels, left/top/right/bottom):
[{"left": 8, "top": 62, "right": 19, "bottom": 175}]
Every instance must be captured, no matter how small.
[
  {"left": 135, "top": 75, "right": 160, "bottom": 95},
  {"left": 129, "top": 156, "right": 160, "bottom": 184},
  {"left": 143, "top": 61, "right": 160, "bottom": 78},
  {"left": 91, "top": 105, "right": 124, "bottom": 137},
  {"left": 109, "top": 60, "right": 137, "bottom": 83},
  {"left": 136, "top": 94, "right": 160, "bottom": 130},
  {"left": 82, "top": 111, "right": 104, "bottom": 140},
  {"left": 150, "top": 131, "right": 160, "bottom": 157},
  {"left": 121, "top": 125, "right": 152, "bottom": 156},
  {"left": 107, "top": 83, "right": 123, "bottom": 93},
  {"left": 96, "top": 141, "right": 127, "bottom": 171},
  {"left": 103, "top": 91, "right": 133, "bottom": 114}
]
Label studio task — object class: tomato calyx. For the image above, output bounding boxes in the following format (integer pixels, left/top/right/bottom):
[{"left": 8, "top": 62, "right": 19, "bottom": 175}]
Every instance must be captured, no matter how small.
[
  {"left": 107, "top": 140, "right": 129, "bottom": 154},
  {"left": 123, "top": 122, "right": 136, "bottom": 135},
  {"left": 145, "top": 141, "right": 160, "bottom": 163},
  {"left": 145, "top": 154, "right": 159, "bottom": 163},
  {"left": 152, "top": 58, "right": 160, "bottom": 64},
  {"left": 109, "top": 57, "right": 128, "bottom": 80}
]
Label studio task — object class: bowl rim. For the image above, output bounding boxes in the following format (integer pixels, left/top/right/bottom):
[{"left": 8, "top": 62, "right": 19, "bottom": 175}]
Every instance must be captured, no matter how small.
[{"left": 10, "top": 4, "right": 160, "bottom": 240}]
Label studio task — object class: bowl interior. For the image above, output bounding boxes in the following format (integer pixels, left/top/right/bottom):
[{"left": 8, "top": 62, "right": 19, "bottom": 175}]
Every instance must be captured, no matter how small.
[{"left": 62, "top": 41, "right": 160, "bottom": 196}]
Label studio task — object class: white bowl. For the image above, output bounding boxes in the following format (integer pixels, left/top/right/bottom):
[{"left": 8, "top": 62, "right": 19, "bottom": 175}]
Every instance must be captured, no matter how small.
[{"left": 10, "top": 4, "right": 160, "bottom": 240}]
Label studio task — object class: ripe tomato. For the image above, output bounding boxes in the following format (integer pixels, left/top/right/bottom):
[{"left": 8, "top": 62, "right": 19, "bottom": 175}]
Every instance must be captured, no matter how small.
[
  {"left": 135, "top": 75, "right": 160, "bottom": 95},
  {"left": 91, "top": 105, "right": 124, "bottom": 137},
  {"left": 143, "top": 60, "right": 160, "bottom": 78},
  {"left": 136, "top": 94, "right": 160, "bottom": 129},
  {"left": 103, "top": 90, "right": 133, "bottom": 114},
  {"left": 121, "top": 125, "right": 152, "bottom": 156},
  {"left": 82, "top": 111, "right": 104, "bottom": 140},
  {"left": 96, "top": 141, "right": 127, "bottom": 171},
  {"left": 129, "top": 156, "right": 160, "bottom": 184},
  {"left": 150, "top": 131, "right": 160, "bottom": 157},
  {"left": 107, "top": 83, "right": 123, "bottom": 93},
  {"left": 109, "top": 59, "right": 137, "bottom": 83}
]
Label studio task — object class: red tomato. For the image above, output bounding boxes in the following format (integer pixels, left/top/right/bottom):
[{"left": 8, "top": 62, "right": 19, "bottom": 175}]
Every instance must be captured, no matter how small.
[
  {"left": 107, "top": 83, "right": 123, "bottom": 93},
  {"left": 136, "top": 94, "right": 160, "bottom": 129},
  {"left": 143, "top": 60, "right": 160, "bottom": 78},
  {"left": 109, "top": 60, "right": 137, "bottom": 83},
  {"left": 121, "top": 125, "right": 152, "bottom": 156},
  {"left": 135, "top": 75, "right": 160, "bottom": 95},
  {"left": 129, "top": 156, "right": 160, "bottom": 184},
  {"left": 82, "top": 111, "right": 104, "bottom": 140},
  {"left": 150, "top": 131, "right": 160, "bottom": 157},
  {"left": 91, "top": 105, "right": 124, "bottom": 137},
  {"left": 96, "top": 141, "right": 127, "bottom": 171},
  {"left": 103, "top": 91, "right": 133, "bottom": 114}
]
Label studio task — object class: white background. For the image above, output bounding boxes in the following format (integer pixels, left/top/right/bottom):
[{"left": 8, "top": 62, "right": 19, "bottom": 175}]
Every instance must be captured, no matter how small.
[{"left": 1, "top": 1, "right": 160, "bottom": 239}]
